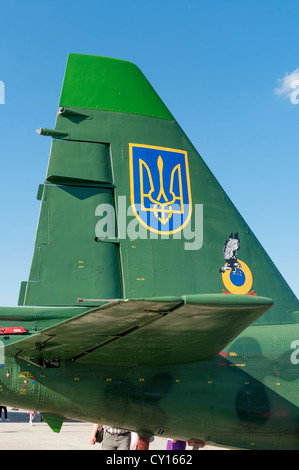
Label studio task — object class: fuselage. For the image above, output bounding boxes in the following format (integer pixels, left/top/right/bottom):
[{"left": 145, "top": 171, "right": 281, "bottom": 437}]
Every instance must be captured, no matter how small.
[{"left": 1, "top": 322, "right": 299, "bottom": 450}]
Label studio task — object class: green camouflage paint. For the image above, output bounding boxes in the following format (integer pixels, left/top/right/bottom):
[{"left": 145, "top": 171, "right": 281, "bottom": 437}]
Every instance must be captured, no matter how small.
[{"left": 0, "top": 54, "right": 298, "bottom": 449}]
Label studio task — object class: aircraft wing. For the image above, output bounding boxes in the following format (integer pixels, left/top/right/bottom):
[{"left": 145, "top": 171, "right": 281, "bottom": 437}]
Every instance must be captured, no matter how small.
[{"left": 5, "top": 294, "right": 273, "bottom": 366}]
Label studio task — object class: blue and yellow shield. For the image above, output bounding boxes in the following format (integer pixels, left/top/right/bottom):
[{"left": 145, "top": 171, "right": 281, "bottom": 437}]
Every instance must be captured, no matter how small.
[{"left": 129, "top": 144, "right": 192, "bottom": 235}]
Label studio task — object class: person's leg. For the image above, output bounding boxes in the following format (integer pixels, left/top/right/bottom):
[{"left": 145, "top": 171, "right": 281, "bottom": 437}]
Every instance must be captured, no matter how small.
[
  {"left": 101, "top": 432, "right": 118, "bottom": 450},
  {"left": 116, "top": 433, "right": 131, "bottom": 450},
  {"left": 136, "top": 435, "right": 150, "bottom": 450}
]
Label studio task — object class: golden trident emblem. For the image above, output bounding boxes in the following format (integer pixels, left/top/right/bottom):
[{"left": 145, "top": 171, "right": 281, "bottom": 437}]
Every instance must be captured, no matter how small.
[{"left": 139, "top": 155, "right": 184, "bottom": 225}]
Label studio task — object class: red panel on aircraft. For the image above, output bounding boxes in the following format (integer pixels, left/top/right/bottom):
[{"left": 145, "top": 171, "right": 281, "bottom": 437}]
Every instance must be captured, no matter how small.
[{"left": 0, "top": 327, "right": 27, "bottom": 334}]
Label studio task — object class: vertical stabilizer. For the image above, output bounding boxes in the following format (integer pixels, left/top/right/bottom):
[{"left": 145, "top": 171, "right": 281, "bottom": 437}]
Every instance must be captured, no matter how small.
[{"left": 19, "top": 54, "right": 298, "bottom": 328}]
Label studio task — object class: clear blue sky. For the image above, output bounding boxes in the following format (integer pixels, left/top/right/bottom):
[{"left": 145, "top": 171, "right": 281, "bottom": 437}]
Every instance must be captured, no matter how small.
[{"left": 0, "top": 0, "right": 298, "bottom": 306}]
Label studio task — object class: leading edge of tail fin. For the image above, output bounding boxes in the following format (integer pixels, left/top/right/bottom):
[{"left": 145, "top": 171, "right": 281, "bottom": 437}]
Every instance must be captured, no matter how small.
[{"left": 19, "top": 54, "right": 298, "bottom": 328}]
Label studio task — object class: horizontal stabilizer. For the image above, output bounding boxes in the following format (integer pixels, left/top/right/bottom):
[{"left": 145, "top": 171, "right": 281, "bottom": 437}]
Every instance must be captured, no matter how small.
[{"left": 5, "top": 294, "right": 273, "bottom": 366}]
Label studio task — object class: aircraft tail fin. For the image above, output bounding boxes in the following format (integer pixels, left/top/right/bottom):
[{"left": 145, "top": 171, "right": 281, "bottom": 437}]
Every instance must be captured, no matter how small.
[{"left": 18, "top": 54, "right": 298, "bottom": 327}]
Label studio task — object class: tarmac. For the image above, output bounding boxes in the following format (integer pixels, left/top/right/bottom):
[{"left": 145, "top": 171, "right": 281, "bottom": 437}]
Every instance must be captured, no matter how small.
[{"left": 0, "top": 407, "right": 227, "bottom": 451}]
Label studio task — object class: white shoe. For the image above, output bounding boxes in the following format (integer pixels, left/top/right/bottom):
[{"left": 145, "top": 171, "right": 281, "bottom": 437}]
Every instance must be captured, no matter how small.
[{"left": 4, "top": 419, "right": 10, "bottom": 421}]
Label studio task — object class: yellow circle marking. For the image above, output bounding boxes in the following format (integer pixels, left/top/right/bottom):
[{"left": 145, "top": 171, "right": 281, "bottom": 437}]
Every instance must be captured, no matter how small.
[{"left": 222, "top": 259, "right": 253, "bottom": 295}]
